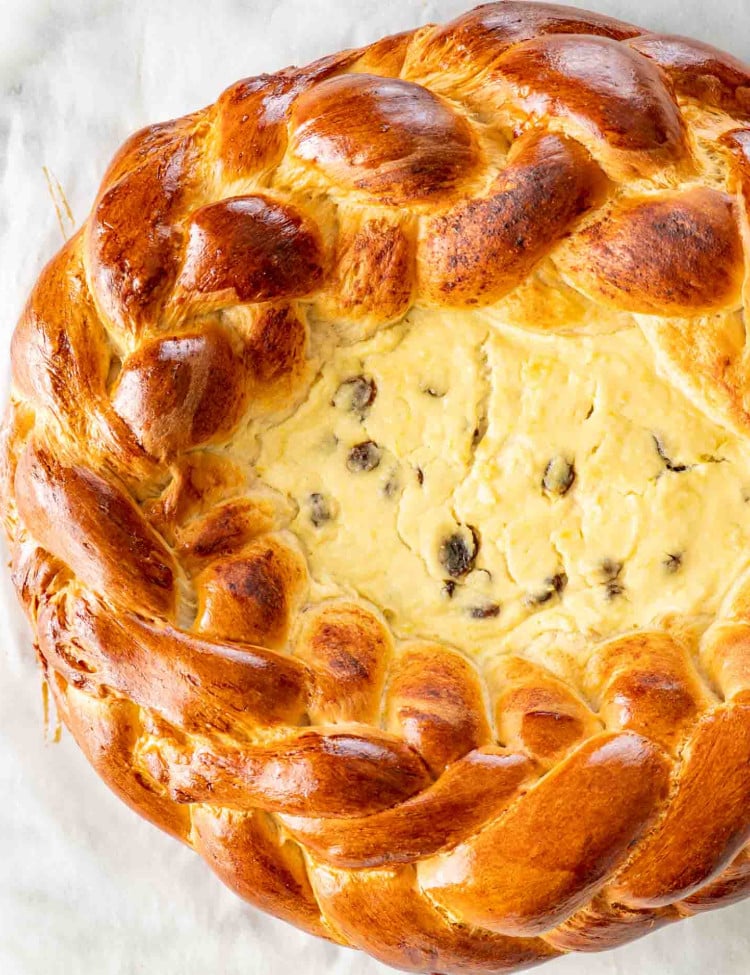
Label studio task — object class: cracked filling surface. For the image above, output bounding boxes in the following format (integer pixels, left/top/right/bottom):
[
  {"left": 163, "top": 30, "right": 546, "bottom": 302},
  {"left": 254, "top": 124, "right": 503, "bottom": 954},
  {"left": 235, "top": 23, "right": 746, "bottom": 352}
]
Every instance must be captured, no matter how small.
[{"left": 257, "top": 308, "right": 750, "bottom": 664}]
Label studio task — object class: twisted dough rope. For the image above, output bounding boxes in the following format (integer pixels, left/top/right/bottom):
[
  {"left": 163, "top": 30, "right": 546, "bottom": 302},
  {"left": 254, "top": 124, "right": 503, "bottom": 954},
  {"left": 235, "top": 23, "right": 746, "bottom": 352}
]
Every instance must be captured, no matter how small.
[{"left": 4, "top": 2, "right": 750, "bottom": 971}]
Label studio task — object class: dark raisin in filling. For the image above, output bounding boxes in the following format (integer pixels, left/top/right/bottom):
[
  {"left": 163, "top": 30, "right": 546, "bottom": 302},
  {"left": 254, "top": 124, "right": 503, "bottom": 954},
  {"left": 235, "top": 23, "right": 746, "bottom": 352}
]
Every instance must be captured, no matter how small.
[
  {"left": 333, "top": 375, "right": 377, "bottom": 415},
  {"left": 600, "top": 559, "right": 625, "bottom": 600},
  {"left": 307, "top": 492, "right": 332, "bottom": 527},
  {"left": 653, "top": 435, "right": 688, "bottom": 474},
  {"left": 469, "top": 603, "right": 501, "bottom": 619},
  {"left": 346, "top": 441, "right": 382, "bottom": 473},
  {"left": 550, "top": 572, "right": 568, "bottom": 595},
  {"left": 527, "top": 572, "right": 568, "bottom": 606},
  {"left": 382, "top": 472, "right": 400, "bottom": 498},
  {"left": 542, "top": 456, "right": 576, "bottom": 497},
  {"left": 472, "top": 416, "right": 488, "bottom": 448},
  {"left": 663, "top": 552, "right": 683, "bottom": 574},
  {"left": 439, "top": 527, "right": 479, "bottom": 578}
]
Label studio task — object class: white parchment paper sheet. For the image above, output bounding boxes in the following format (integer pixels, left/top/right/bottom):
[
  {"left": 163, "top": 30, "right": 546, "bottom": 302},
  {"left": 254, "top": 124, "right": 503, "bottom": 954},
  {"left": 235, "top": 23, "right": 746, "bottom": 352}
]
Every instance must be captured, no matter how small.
[{"left": 1, "top": 1, "right": 749, "bottom": 972}]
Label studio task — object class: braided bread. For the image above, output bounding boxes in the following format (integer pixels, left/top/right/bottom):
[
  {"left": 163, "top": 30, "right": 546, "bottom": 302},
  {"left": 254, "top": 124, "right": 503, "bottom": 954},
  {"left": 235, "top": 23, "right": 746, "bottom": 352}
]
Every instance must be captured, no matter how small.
[{"left": 5, "top": 2, "right": 750, "bottom": 971}]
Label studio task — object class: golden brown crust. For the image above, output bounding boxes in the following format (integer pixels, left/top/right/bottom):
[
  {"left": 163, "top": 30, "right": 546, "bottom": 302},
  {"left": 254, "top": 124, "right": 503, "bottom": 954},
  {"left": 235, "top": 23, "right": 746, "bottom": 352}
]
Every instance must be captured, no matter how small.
[
  {"left": 174, "top": 497, "right": 277, "bottom": 572},
  {"left": 489, "top": 656, "right": 603, "bottom": 766},
  {"left": 88, "top": 115, "right": 207, "bottom": 338},
  {"left": 15, "top": 441, "right": 176, "bottom": 617},
  {"left": 111, "top": 322, "right": 249, "bottom": 460},
  {"left": 611, "top": 705, "right": 750, "bottom": 908},
  {"left": 587, "top": 632, "right": 712, "bottom": 751},
  {"left": 312, "top": 862, "right": 563, "bottom": 973},
  {"left": 37, "top": 590, "right": 310, "bottom": 730},
  {"left": 386, "top": 641, "right": 492, "bottom": 774},
  {"left": 316, "top": 212, "right": 414, "bottom": 326},
  {"left": 418, "top": 130, "right": 607, "bottom": 306},
  {"left": 556, "top": 187, "right": 745, "bottom": 314},
  {"left": 5, "top": 5, "right": 750, "bottom": 973},
  {"left": 193, "top": 534, "right": 308, "bottom": 649},
  {"left": 629, "top": 34, "right": 750, "bottom": 116},
  {"left": 495, "top": 34, "right": 688, "bottom": 168},
  {"left": 295, "top": 601, "right": 393, "bottom": 724},
  {"left": 192, "top": 805, "right": 332, "bottom": 939},
  {"left": 543, "top": 895, "right": 679, "bottom": 952},
  {"left": 419, "top": 733, "right": 670, "bottom": 936},
  {"left": 414, "top": 0, "right": 641, "bottom": 77},
  {"left": 682, "top": 849, "right": 750, "bottom": 912},
  {"left": 53, "top": 679, "right": 192, "bottom": 842},
  {"left": 281, "top": 746, "right": 534, "bottom": 868},
  {"left": 143, "top": 727, "right": 433, "bottom": 817},
  {"left": 176, "top": 195, "right": 326, "bottom": 309},
  {"left": 242, "top": 303, "right": 309, "bottom": 406},
  {"left": 214, "top": 52, "right": 360, "bottom": 181},
  {"left": 290, "top": 74, "right": 481, "bottom": 204}
]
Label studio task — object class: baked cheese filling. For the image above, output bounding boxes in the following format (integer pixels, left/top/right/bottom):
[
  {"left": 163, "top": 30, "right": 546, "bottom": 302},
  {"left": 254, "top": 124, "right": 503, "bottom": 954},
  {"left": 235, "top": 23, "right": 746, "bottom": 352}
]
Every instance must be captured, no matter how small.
[{"left": 257, "top": 310, "right": 750, "bottom": 664}]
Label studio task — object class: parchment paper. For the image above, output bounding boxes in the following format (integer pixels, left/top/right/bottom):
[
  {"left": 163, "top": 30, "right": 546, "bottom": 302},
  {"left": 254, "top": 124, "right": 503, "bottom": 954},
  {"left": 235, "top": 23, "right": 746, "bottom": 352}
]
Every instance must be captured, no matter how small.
[{"left": 2, "top": 1, "right": 749, "bottom": 972}]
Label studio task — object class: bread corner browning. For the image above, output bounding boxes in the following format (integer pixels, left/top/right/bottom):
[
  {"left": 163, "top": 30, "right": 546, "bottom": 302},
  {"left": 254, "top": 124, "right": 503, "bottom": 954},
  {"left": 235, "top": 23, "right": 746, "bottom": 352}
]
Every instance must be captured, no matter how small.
[{"left": 5, "top": 3, "right": 750, "bottom": 972}]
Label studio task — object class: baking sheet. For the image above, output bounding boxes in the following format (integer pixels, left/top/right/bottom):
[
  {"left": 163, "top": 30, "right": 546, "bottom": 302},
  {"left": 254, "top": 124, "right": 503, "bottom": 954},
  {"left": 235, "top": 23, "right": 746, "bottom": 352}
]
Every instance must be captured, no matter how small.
[{"left": 1, "top": 1, "right": 750, "bottom": 972}]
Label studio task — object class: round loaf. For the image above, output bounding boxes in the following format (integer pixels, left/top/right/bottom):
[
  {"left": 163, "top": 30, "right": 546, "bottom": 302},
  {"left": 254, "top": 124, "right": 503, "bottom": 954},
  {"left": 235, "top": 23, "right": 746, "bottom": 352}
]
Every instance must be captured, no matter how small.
[{"left": 4, "top": 3, "right": 750, "bottom": 972}]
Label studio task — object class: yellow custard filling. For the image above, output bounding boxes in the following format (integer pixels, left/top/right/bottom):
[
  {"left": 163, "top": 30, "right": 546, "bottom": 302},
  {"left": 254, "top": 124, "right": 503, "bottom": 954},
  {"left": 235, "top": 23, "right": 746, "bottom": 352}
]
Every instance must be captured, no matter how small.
[{"left": 256, "top": 309, "right": 750, "bottom": 664}]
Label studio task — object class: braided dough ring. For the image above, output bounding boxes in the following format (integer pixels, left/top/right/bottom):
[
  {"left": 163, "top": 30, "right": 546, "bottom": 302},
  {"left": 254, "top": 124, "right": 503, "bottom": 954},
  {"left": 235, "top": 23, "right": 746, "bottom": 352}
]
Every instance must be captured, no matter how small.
[{"left": 5, "top": 2, "right": 750, "bottom": 971}]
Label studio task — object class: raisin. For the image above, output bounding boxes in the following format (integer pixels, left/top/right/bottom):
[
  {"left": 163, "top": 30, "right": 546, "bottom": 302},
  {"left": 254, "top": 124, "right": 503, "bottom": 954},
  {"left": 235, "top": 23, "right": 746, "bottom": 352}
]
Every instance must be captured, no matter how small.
[
  {"left": 439, "top": 527, "right": 479, "bottom": 578},
  {"left": 382, "top": 471, "right": 400, "bottom": 498},
  {"left": 333, "top": 375, "right": 377, "bottom": 415},
  {"left": 663, "top": 552, "right": 683, "bottom": 574},
  {"left": 527, "top": 589, "right": 553, "bottom": 607},
  {"left": 472, "top": 416, "right": 488, "bottom": 448},
  {"left": 529, "top": 572, "right": 567, "bottom": 605},
  {"left": 346, "top": 441, "right": 381, "bottom": 473},
  {"left": 527, "top": 572, "right": 568, "bottom": 606},
  {"left": 424, "top": 386, "right": 445, "bottom": 398},
  {"left": 307, "top": 493, "right": 333, "bottom": 527},
  {"left": 542, "top": 456, "right": 576, "bottom": 497},
  {"left": 442, "top": 580, "right": 457, "bottom": 598},
  {"left": 469, "top": 603, "right": 501, "bottom": 619},
  {"left": 600, "top": 560, "right": 625, "bottom": 600},
  {"left": 416, "top": 466, "right": 425, "bottom": 486},
  {"left": 653, "top": 435, "right": 688, "bottom": 473},
  {"left": 319, "top": 432, "right": 339, "bottom": 453},
  {"left": 550, "top": 572, "right": 568, "bottom": 595},
  {"left": 600, "top": 559, "right": 622, "bottom": 581}
]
